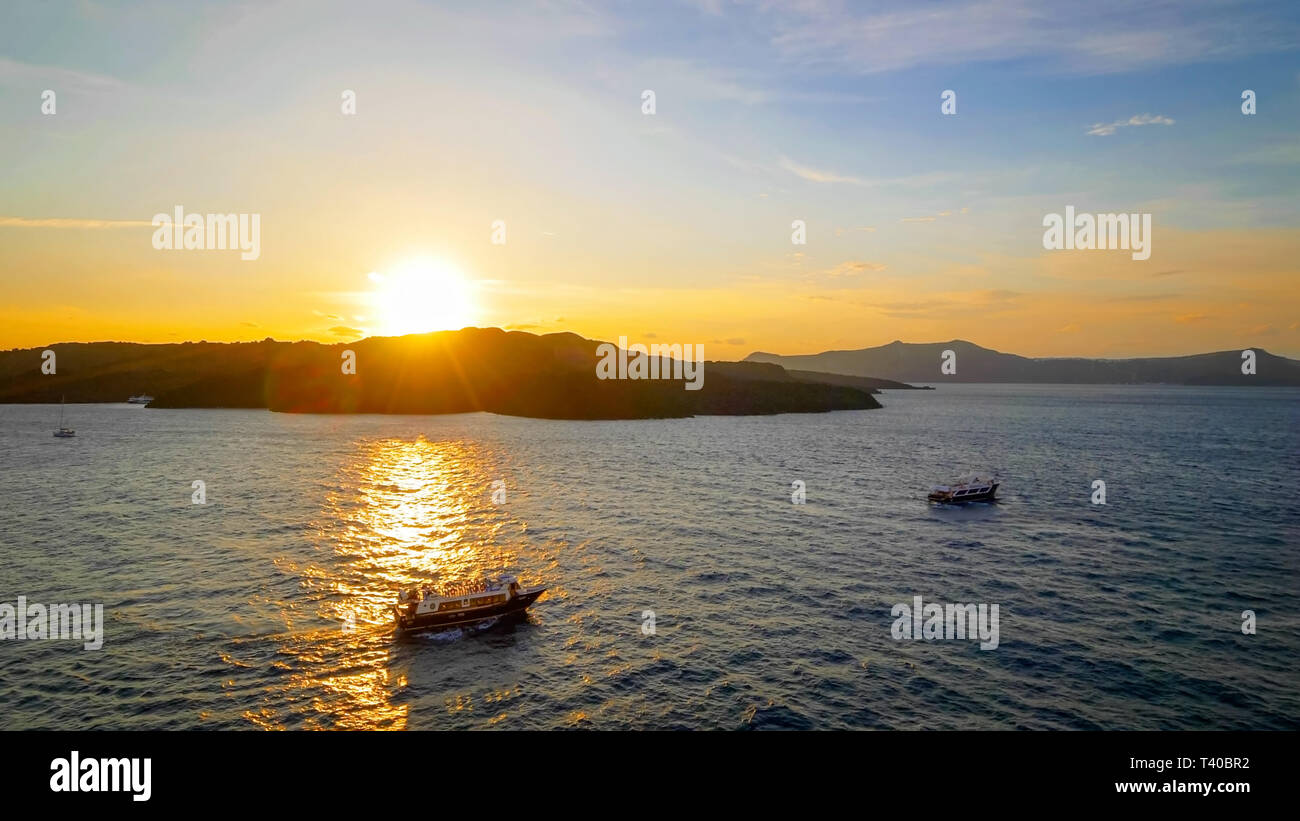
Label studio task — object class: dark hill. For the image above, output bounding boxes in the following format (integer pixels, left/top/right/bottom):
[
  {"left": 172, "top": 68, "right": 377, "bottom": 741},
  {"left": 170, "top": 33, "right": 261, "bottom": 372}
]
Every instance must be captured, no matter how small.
[
  {"left": 0, "top": 328, "right": 882, "bottom": 419},
  {"left": 746, "top": 339, "right": 1300, "bottom": 385}
]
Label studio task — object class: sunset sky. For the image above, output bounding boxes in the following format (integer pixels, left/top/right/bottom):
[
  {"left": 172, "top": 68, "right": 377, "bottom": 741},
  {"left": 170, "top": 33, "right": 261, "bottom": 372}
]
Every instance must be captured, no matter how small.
[{"left": 2, "top": 0, "right": 1298, "bottom": 358}]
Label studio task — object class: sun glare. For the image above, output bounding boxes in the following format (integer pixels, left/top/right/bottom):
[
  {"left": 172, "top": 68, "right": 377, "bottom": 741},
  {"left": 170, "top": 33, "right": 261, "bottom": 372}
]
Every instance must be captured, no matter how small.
[{"left": 370, "top": 259, "right": 476, "bottom": 336}]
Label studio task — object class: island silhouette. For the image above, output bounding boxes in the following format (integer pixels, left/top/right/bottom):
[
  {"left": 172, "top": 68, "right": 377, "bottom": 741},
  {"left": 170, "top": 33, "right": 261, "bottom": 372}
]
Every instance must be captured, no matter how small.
[
  {"left": 747, "top": 339, "right": 1300, "bottom": 385},
  {"left": 0, "top": 328, "right": 885, "bottom": 419},
  {"left": 5, "top": 329, "right": 1295, "bottom": 420}
]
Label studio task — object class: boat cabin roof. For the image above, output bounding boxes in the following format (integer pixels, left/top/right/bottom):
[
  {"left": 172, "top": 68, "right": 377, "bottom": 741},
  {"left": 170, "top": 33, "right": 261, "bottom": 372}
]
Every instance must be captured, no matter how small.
[
  {"left": 933, "top": 475, "right": 995, "bottom": 488},
  {"left": 399, "top": 576, "right": 518, "bottom": 603}
]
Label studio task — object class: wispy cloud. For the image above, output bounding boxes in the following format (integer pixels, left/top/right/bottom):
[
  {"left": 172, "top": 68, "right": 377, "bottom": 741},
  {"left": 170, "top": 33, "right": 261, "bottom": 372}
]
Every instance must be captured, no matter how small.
[
  {"left": 1087, "top": 113, "right": 1175, "bottom": 136},
  {"left": 779, "top": 156, "right": 870, "bottom": 185},
  {"left": 867, "top": 289, "right": 1022, "bottom": 319},
  {"left": 0, "top": 57, "right": 126, "bottom": 93},
  {"left": 0, "top": 216, "right": 152, "bottom": 228},
  {"left": 901, "top": 209, "right": 963, "bottom": 223},
  {"left": 761, "top": 1, "right": 1300, "bottom": 75},
  {"left": 635, "top": 58, "right": 880, "bottom": 106},
  {"left": 827, "top": 260, "right": 888, "bottom": 278},
  {"left": 1231, "top": 143, "right": 1300, "bottom": 165},
  {"left": 1105, "top": 292, "right": 1180, "bottom": 302},
  {"left": 779, "top": 158, "right": 960, "bottom": 189}
]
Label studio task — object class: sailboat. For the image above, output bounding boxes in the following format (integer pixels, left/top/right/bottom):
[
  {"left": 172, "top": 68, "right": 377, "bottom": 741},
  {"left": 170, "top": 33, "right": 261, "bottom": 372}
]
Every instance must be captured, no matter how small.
[{"left": 53, "top": 396, "right": 76, "bottom": 438}]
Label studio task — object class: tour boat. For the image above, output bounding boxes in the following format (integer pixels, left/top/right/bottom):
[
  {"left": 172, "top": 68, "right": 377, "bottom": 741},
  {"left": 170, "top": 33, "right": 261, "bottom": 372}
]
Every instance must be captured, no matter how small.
[
  {"left": 928, "top": 475, "right": 999, "bottom": 504},
  {"left": 53, "top": 396, "right": 75, "bottom": 438},
  {"left": 394, "top": 575, "right": 545, "bottom": 632},
  {"left": 127, "top": 394, "right": 154, "bottom": 404}
]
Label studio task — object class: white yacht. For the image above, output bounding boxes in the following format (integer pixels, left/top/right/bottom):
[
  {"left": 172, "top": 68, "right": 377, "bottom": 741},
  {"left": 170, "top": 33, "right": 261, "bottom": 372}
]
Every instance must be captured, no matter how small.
[
  {"left": 928, "top": 475, "right": 999, "bottom": 504},
  {"left": 127, "top": 394, "right": 154, "bottom": 404}
]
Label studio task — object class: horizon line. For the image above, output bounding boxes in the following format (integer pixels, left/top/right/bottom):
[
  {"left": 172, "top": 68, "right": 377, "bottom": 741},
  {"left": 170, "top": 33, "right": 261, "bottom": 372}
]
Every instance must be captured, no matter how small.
[{"left": 7, "top": 327, "right": 1296, "bottom": 363}]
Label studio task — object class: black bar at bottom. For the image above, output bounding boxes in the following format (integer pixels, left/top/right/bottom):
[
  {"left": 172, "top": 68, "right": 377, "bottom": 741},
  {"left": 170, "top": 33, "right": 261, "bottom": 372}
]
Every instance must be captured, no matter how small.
[{"left": 2, "top": 731, "right": 1285, "bottom": 808}]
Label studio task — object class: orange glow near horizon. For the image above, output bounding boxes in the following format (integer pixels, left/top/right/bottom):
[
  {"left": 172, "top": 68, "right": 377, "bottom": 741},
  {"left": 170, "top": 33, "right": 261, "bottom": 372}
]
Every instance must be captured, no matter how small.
[{"left": 0, "top": 223, "right": 1297, "bottom": 359}]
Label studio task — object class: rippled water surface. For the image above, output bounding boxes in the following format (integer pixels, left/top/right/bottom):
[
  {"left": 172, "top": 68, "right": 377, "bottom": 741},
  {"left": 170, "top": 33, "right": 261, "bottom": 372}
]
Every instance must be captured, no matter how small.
[{"left": 1, "top": 385, "right": 1297, "bottom": 730}]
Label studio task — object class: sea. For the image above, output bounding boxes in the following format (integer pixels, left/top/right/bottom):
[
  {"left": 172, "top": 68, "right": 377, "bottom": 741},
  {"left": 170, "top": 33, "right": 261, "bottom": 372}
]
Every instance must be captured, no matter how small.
[{"left": 1, "top": 384, "right": 1297, "bottom": 730}]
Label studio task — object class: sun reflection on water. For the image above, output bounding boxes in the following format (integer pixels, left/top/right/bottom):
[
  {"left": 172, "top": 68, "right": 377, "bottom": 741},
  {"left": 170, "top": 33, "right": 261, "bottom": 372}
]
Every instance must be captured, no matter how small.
[{"left": 239, "top": 435, "right": 526, "bottom": 730}]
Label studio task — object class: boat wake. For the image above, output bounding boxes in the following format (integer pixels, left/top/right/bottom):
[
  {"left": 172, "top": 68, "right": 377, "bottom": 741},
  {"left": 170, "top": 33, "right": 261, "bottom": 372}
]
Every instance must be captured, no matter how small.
[{"left": 401, "top": 617, "right": 502, "bottom": 642}]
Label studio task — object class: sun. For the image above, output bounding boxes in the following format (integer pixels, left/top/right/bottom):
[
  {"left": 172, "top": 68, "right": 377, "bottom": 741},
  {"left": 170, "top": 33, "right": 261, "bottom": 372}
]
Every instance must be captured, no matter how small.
[{"left": 369, "top": 258, "right": 476, "bottom": 336}]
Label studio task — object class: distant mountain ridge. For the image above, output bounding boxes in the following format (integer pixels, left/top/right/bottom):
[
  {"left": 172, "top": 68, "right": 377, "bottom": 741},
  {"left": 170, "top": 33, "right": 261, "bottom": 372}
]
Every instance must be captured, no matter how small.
[
  {"left": 745, "top": 340, "right": 1300, "bottom": 385},
  {"left": 0, "top": 328, "right": 884, "bottom": 419}
]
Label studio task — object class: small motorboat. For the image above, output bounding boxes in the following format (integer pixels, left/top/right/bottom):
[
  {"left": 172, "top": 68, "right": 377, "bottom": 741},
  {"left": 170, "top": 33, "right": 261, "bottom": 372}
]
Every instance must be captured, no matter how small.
[
  {"left": 928, "top": 475, "right": 999, "bottom": 504},
  {"left": 127, "top": 394, "right": 154, "bottom": 405},
  {"left": 394, "top": 575, "right": 545, "bottom": 632}
]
